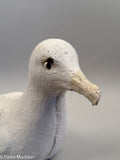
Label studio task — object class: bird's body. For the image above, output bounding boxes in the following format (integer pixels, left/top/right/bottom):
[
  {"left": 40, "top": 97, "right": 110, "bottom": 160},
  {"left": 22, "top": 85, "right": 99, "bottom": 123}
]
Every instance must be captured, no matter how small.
[
  {"left": 0, "top": 39, "right": 101, "bottom": 160},
  {"left": 0, "top": 91, "right": 66, "bottom": 159}
]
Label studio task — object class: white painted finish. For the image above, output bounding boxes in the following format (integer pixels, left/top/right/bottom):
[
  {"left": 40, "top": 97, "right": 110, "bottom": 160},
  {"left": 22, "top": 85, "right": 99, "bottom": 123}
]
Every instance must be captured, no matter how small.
[{"left": 0, "top": 39, "right": 100, "bottom": 160}]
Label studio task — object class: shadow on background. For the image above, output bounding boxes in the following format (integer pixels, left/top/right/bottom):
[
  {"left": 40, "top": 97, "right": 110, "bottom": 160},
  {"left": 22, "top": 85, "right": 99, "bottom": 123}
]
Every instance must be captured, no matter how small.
[{"left": 53, "top": 131, "right": 120, "bottom": 160}]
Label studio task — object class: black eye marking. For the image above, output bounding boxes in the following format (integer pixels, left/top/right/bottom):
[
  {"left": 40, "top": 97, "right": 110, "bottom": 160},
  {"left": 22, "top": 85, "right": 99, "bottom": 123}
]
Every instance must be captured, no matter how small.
[{"left": 44, "top": 57, "right": 54, "bottom": 70}]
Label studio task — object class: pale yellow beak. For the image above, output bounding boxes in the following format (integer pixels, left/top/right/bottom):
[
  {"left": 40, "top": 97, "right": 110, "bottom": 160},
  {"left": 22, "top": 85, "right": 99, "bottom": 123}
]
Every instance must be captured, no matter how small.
[{"left": 71, "top": 71, "right": 101, "bottom": 106}]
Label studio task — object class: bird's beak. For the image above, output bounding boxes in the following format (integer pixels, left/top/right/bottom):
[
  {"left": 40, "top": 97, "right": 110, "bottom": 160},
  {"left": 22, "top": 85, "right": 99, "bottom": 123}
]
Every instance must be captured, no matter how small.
[{"left": 71, "top": 71, "right": 101, "bottom": 106}]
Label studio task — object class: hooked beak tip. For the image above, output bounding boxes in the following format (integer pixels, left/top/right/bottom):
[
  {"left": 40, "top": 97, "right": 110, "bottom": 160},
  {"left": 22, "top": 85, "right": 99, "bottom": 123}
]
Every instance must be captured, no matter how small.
[
  {"left": 93, "top": 90, "right": 101, "bottom": 106},
  {"left": 71, "top": 71, "right": 101, "bottom": 106}
]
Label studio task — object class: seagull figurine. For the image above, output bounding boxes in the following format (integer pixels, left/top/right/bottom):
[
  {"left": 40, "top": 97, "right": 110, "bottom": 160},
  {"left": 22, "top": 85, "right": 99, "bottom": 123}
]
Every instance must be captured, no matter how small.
[{"left": 0, "top": 39, "right": 101, "bottom": 160}]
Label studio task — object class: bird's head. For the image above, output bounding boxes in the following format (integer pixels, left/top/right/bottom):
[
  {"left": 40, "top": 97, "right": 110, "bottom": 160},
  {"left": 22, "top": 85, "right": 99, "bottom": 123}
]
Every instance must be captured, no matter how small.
[{"left": 28, "top": 39, "right": 101, "bottom": 105}]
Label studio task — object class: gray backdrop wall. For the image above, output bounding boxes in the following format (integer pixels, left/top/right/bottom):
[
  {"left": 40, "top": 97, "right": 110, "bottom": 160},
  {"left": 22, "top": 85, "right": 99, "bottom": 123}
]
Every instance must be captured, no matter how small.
[{"left": 0, "top": 0, "right": 120, "bottom": 160}]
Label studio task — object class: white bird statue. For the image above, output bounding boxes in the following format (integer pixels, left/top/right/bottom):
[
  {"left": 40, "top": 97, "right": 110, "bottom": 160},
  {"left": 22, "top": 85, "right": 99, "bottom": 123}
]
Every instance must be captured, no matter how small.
[{"left": 0, "top": 39, "right": 101, "bottom": 160}]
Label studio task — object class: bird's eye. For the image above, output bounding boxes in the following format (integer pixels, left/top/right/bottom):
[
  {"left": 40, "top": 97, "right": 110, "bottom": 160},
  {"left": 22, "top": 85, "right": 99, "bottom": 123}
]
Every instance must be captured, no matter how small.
[{"left": 44, "top": 57, "right": 54, "bottom": 70}]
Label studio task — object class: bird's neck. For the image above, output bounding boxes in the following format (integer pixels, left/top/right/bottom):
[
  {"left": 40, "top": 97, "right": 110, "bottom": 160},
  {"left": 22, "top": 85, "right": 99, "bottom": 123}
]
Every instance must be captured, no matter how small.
[
  {"left": 23, "top": 82, "right": 66, "bottom": 115},
  {"left": 22, "top": 86, "right": 66, "bottom": 136},
  {"left": 23, "top": 88, "right": 55, "bottom": 110},
  {"left": 22, "top": 77, "right": 66, "bottom": 126},
  {"left": 25, "top": 76, "right": 61, "bottom": 97}
]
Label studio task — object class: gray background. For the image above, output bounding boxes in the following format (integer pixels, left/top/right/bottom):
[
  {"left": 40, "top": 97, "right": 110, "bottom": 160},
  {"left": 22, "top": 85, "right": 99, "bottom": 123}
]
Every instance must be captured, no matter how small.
[{"left": 0, "top": 0, "right": 120, "bottom": 160}]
